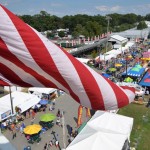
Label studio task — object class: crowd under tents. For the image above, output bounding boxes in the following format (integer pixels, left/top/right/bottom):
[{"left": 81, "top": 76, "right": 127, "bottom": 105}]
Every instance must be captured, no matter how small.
[
  {"left": 66, "top": 111, "right": 133, "bottom": 150},
  {"left": 0, "top": 91, "right": 40, "bottom": 121},
  {"left": 139, "top": 69, "right": 150, "bottom": 87}
]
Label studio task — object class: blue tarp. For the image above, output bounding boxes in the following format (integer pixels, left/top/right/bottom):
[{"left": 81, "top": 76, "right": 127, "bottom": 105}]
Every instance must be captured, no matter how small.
[{"left": 139, "top": 70, "right": 150, "bottom": 87}]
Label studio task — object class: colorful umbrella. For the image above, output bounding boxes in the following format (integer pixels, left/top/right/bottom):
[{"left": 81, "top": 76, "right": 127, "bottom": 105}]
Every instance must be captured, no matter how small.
[
  {"left": 0, "top": 5, "right": 135, "bottom": 110},
  {"left": 40, "top": 113, "right": 56, "bottom": 122},
  {"left": 115, "top": 63, "right": 122, "bottom": 67},
  {"left": 108, "top": 68, "right": 117, "bottom": 72},
  {"left": 124, "top": 77, "right": 133, "bottom": 83},
  {"left": 127, "top": 55, "right": 132, "bottom": 58},
  {"left": 24, "top": 124, "right": 42, "bottom": 135},
  {"left": 141, "top": 58, "right": 150, "bottom": 60}
]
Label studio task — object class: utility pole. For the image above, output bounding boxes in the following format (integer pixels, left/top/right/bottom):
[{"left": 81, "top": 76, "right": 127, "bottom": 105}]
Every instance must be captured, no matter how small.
[
  {"left": 62, "top": 111, "right": 66, "bottom": 149},
  {"left": 104, "top": 16, "right": 112, "bottom": 62}
]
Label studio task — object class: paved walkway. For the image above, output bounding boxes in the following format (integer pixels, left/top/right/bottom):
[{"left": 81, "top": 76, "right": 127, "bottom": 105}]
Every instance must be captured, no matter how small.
[{"left": 3, "top": 94, "right": 89, "bottom": 150}]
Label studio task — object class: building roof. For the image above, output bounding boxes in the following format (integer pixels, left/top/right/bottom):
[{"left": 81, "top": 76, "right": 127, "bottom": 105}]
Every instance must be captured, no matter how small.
[
  {"left": 109, "top": 35, "right": 128, "bottom": 43},
  {"left": 113, "top": 27, "right": 150, "bottom": 39}
]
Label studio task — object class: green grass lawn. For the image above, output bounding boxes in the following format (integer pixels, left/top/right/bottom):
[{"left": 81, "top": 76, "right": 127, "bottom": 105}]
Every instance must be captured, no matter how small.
[{"left": 118, "top": 103, "right": 150, "bottom": 150}]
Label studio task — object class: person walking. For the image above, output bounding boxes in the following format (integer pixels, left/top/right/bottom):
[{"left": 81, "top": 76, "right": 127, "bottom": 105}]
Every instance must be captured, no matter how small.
[
  {"left": 31, "top": 109, "right": 36, "bottom": 120},
  {"left": 48, "top": 140, "right": 53, "bottom": 148},
  {"left": 12, "top": 128, "right": 17, "bottom": 139},
  {"left": 55, "top": 140, "right": 59, "bottom": 148},
  {"left": 43, "top": 143, "right": 48, "bottom": 150}
]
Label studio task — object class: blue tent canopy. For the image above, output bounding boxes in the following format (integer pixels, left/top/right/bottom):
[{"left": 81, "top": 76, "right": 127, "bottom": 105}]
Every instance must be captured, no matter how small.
[
  {"left": 139, "top": 70, "right": 150, "bottom": 87},
  {"left": 122, "top": 67, "right": 132, "bottom": 76},
  {"left": 102, "top": 73, "right": 111, "bottom": 78},
  {"left": 123, "top": 64, "right": 145, "bottom": 77}
]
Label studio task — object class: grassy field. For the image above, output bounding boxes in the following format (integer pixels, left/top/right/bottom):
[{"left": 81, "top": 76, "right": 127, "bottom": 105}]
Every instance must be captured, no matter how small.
[{"left": 118, "top": 102, "right": 150, "bottom": 150}]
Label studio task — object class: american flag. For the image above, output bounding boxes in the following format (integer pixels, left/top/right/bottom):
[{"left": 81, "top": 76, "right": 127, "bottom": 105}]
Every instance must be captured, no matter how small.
[{"left": 0, "top": 5, "right": 135, "bottom": 110}]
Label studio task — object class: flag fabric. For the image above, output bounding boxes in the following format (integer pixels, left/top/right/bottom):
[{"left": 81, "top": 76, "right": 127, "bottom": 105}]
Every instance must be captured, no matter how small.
[{"left": 0, "top": 5, "right": 135, "bottom": 110}]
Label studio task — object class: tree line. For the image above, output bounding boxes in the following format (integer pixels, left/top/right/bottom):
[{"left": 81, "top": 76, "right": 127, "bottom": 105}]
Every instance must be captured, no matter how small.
[{"left": 19, "top": 11, "right": 150, "bottom": 38}]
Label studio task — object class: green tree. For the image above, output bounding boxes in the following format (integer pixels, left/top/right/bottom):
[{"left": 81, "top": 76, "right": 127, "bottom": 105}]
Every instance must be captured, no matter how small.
[
  {"left": 46, "top": 32, "right": 54, "bottom": 39},
  {"left": 137, "top": 21, "right": 148, "bottom": 30},
  {"left": 58, "top": 31, "right": 65, "bottom": 37}
]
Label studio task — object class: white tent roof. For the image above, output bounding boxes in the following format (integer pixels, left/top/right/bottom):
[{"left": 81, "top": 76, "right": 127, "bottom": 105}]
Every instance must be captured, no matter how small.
[
  {"left": 4, "top": 86, "right": 24, "bottom": 92},
  {"left": 67, "top": 126, "right": 127, "bottom": 150},
  {"left": 105, "top": 49, "right": 122, "bottom": 56},
  {"left": 28, "top": 87, "right": 57, "bottom": 95},
  {"left": 0, "top": 133, "right": 17, "bottom": 150},
  {"left": 76, "top": 58, "right": 90, "bottom": 64},
  {"left": 0, "top": 91, "right": 40, "bottom": 121},
  {"left": 99, "top": 53, "right": 117, "bottom": 61},
  {"left": 87, "top": 111, "right": 133, "bottom": 137},
  {"left": 66, "top": 111, "right": 133, "bottom": 150}
]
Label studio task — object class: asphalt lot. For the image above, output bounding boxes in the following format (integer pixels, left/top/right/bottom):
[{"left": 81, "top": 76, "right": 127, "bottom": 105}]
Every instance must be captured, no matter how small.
[{"left": 3, "top": 93, "right": 89, "bottom": 150}]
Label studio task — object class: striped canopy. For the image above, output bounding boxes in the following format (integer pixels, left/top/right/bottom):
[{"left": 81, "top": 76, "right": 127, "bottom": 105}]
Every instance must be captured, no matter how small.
[{"left": 0, "top": 5, "right": 135, "bottom": 110}]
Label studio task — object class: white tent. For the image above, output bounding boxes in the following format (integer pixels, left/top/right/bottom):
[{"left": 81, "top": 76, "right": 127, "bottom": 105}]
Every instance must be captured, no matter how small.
[
  {"left": 99, "top": 53, "right": 117, "bottom": 61},
  {"left": 28, "top": 87, "right": 57, "bottom": 95},
  {"left": 105, "top": 49, "right": 122, "bottom": 56},
  {"left": 76, "top": 58, "right": 90, "bottom": 64},
  {"left": 4, "top": 86, "right": 24, "bottom": 92},
  {"left": 0, "top": 91, "right": 40, "bottom": 121},
  {"left": 66, "top": 111, "right": 133, "bottom": 150},
  {"left": 0, "top": 133, "right": 17, "bottom": 150},
  {"left": 87, "top": 111, "right": 133, "bottom": 138}
]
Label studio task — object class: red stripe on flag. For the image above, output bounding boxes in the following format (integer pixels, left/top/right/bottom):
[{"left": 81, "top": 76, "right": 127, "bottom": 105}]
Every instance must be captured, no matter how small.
[
  {"left": 104, "top": 78, "right": 131, "bottom": 108},
  {"left": 0, "top": 38, "right": 59, "bottom": 88},
  {"left": 63, "top": 50, "right": 105, "bottom": 110},
  {"left": 0, "top": 80, "right": 10, "bottom": 86},
  {"left": 2, "top": 5, "right": 80, "bottom": 103},
  {"left": 0, "top": 63, "right": 32, "bottom": 87}
]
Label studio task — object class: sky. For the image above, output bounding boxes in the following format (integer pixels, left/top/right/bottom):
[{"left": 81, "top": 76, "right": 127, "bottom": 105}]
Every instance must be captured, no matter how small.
[{"left": 0, "top": 0, "right": 150, "bottom": 17}]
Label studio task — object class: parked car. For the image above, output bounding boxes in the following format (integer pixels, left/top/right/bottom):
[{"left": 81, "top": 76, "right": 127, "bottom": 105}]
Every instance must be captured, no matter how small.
[{"left": 116, "top": 82, "right": 145, "bottom": 96}]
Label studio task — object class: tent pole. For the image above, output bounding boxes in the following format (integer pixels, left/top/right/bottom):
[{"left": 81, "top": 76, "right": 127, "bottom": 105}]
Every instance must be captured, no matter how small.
[
  {"left": 9, "top": 86, "right": 14, "bottom": 114},
  {"left": 62, "top": 111, "right": 66, "bottom": 149}
]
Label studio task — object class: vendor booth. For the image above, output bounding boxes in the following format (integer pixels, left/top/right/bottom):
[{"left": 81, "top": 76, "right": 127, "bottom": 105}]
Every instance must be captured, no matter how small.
[
  {"left": 28, "top": 87, "right": 58, "bottom": 99},
  {"left": 0, "top": 91, "right": 40, "bottom": 121},
  {"left": 126, "top": 65, "right": 145, "bottom": 77}
]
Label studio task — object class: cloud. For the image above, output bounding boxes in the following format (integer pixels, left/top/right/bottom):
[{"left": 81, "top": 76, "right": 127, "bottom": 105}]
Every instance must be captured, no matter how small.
[
  {"left": 50, "top": 3, "right": 63, "bottom": 7},
  {"left": 110, "top": 6, "right": 121, "bottom": 12},
  {"left": 96, "top": 5, "right": 108, "bottom": 12},
  {"left": 1, "top": 1, "right": 8, "bottom": 6},
  {"left": 96, "top": 5, "right": 121, "bottom": 12}
]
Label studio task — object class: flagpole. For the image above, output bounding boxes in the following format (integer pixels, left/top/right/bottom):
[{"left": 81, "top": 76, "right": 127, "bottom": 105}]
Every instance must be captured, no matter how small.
[{"left": 9, "top": 86, "right": 14, "bottom": 114}]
